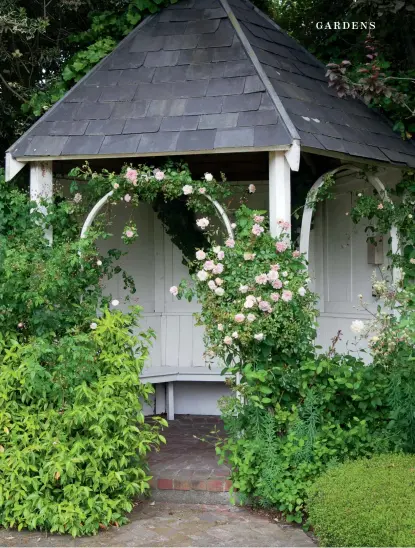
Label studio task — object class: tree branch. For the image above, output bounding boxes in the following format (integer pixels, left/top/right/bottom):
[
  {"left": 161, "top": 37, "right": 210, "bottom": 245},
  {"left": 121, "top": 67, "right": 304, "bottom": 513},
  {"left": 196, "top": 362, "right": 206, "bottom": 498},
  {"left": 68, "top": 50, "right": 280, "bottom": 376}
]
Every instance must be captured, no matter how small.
[{"left": 0, "top": 72, "right": 27, "bottom": 103}]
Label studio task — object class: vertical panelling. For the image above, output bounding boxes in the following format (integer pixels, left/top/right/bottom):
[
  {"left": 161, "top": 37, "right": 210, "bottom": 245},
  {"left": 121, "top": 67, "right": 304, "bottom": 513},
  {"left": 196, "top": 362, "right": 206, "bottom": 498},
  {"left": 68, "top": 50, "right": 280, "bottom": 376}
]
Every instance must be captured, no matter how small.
[
  {"left": 164, "top": 315, "right": 180, "bottom": 367},
  {"left": 192, "top": 321, "right": 206, "bottom": 367},
  {"left": 179, "top": 315, "right": 193, "bottom": 368}
]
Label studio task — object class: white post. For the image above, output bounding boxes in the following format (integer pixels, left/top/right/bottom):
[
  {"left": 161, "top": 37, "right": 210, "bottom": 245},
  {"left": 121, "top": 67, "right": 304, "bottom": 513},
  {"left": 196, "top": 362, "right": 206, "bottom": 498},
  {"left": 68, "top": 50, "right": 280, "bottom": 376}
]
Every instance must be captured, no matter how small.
[
  {"left": 166, "top": 382, "right": 174, "bottom": 421},
  {"left": 269, "top": 151, "right": 291, "bottom": 239},
  {"left": 30, "top": 161, "right": 53, "bottom": 244}
]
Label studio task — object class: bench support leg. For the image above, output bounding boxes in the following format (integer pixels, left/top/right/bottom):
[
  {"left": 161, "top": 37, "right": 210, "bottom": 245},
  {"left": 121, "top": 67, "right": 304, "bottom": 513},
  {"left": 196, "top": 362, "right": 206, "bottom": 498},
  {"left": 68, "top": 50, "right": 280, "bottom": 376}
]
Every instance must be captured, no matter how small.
[
  {"left": 166, "top": 382, "right": 174, "bottom": 421},
  {"left": 155, "top": 383, "right": 166, "bottom": 415}
]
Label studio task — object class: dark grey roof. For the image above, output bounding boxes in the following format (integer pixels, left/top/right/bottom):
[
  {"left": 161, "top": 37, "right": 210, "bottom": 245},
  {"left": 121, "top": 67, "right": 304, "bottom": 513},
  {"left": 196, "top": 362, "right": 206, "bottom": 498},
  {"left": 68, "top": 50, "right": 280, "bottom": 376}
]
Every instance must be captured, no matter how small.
[{"left": 9, "top": 0, "right": 415, "bottom": 167}]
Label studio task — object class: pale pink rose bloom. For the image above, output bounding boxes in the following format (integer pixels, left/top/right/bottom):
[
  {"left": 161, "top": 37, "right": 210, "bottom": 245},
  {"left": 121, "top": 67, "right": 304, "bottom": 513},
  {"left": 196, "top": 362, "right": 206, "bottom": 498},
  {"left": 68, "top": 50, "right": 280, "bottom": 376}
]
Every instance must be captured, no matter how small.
[
  {"left": 215, "top": 287, "right": 225, "bottom": 296},
  {"left": 215, "top": 278, "right": 223, "bottom": 286},
  {"left": 259, "top": 300, "right": 272, "bottom": 313},
  {"left": 255, "top": 273, "right": 268, "bottom": 285},
  {"left": 298, "top": 287, "right": 306, "bottom": 297},
  {"left": 196, "top": 218, "right": 209, "bottom": 229},
  {"left": 254, "top": 333, "right": 264, "bottom": 341},
  {"left": 254, "top": 215, "right": 264, "bottom": 223},
  {"left": 225, "top": 238, "right": 235, "bottom": 248},
  {"left": 267, "top": 270, "right": 279, "bottom": 282},
  {"left": 232, "top": 331, "right": 239, "bottom": 339},
  {"left": 155, "top": 170, "right": 165, "bottom": 181},
  {"left": 256, "top": 296, "right": 262, "bottom": 302},
  {"left": 124, "top": 194, "right": 132, "bottom": 202},
  {"left": 170, "top": 286, "right": 178, "bottom": 296},
  {"left": 272, "top": 279, "right": 283, "bottom": 289},
  {"left": 183, "top": 185, "right": 193, "bottom": 195},
  {"left": 204, "top": 172, "right": 213, "bottom": 182},
  {"left": 231, "top": 223, "right": 236, "bottom": 229},
  {"left": 90, "top": 322, "right": 97, "bottom": 330},
  {"left": 282, "top": 290, "right": 293, "bottom": 302},
  {"left": 125, "top": 230, "right": 134, "bottom": 238},
  {"left": 248, "top": 184, "right": 256, "bottom": 193},
  {"left": 213, "top": 263, "right": 224, "bottom": 275},
  {"left": 125, "top": 168, "right": 138, "bottom": 184},
  {"left": 234, "top": 313, "right": 245, "bottom": 323},
  {"left": 113, "top": 183, "right": 119, "bottom": 190},
  {"left": 73, "top": 193, "right": 82, "bottom": 203},
  {"left": 377, "top": 203, "right": 384, "bottom": 210},
  {"left": 199, "top": 187, "right": 206, "bottom": 194},
  {"left": 247, "top": 313, "right": 256, "bottom": 322},
  {"left": 224, "top": 336, "right": 233, "bottom": 345},
  {"left": 282, "top": 271, "right": 288, "bottom": 277},
  {"left": 17, "top": 322, "right": 24, "bottom": 328},
  {"left": 252, "top": 224, "right": 264, "bottom": 236},
  {"left": 218, "top": 324, "right": 224, "bottom": 331},
  {"left": 197, "top": 270, "right": 208, "bottom": 281},
  {"left": 196, "top": 250, "right": 206, "bottom": 261},
  {"left": 208, "top": 280, "right": 217, "bottom": 290},
  {"left": 204, "top": 260, "right": 215, "bottom": 271},
  {"left": 292, "top": 250, "right": 301, "bottom": 258},
  {"left": 217, "top": 250, "right": 225, "bottom": 260},
  {"left": 270, "top": 293, "right": 280, "bottom": 302},
  {"left": 276, "top": 241, "right": 288, "bottom": 253},
  {"left": 244, "top": 295, "right": 257, "bottom": 309},
  {"left": 277, "top": 219, "right": 291, "bottom": 230},
  {"left": 410, "top": 258, "right": 415, "bottom": 265},
  {"left": 270, "top": 264, "right": 280, "bottom": 271},
  {"left": 244, "top": 252, "right": 256, "bottom": 261},
  {"left": 213, "top": 246, "right": 221, "bottom": 253},
  {"left": 239, "top": 285, "right": 249, "bottom": 293}
]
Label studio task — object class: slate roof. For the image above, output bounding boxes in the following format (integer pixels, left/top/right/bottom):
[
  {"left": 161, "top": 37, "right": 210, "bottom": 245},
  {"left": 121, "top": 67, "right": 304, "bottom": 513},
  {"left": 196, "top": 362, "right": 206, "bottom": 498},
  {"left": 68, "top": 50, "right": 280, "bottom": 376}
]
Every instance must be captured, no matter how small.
[{"left": 8, "top": 0, "right": 415, "bottom": 167}]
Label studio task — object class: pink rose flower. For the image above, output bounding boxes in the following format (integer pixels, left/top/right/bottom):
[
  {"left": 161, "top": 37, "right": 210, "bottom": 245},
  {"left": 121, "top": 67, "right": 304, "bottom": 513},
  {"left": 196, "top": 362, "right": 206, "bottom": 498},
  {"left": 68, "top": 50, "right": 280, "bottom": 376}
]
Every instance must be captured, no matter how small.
[
  {"left": 155, "top": 170, "right": 165, "bottom": 181},
  {"left": 254, "top": 215, "right": 264, "bottom": 223},
  {"left": 267, "top": 270, "right": 279, "bottom": 282},
  {"left": 113, "top": 183, "right": 119, "bottom": 190},
  {"left": 203, "top": 260, "right": 215, "bottom": 271},
  {"left": 125, "top": 168, "right": 138, "bottom": 184},
  {"left": 276, "top": 242, "right": 288, "bottom": 253},
  {"left": 234, "top": 313, "right": 245, "bottom": 323},
  {"left": 215, "top": 278, "right": 223, "bottom": 286},
  {"left": 270, "top": 264, "right": 280, "bottom": 271},
  {"left": 252, "top": 224, "right": 264, "bottom": 236},
  {"left": 196, "top": 250, "right": 206, "bottom": 261},
  {"left": 292, "top": 250, "right": 301, "bottom": 258},
  {"left": 277, "top": 219, "right": 291, "bottom": 230},
  {"left": 377, "top": 203, "right": 384, "bottom": 210},
  {"left": 208, "top": 280, "right": 217, "bottom": 290},
  {"left": 258, "top": 300, "right": 272, "bottom": 313},
  {"left": 282, "top": 290, "right": 293, "bottom": 302},
  {"left": 244, "top": 252, "right": 256, "bottom": 261},
  {"left": 124, "top": 194, "right": 132, "bottom": 202},
  {"left": 169, "top": 286, "right": 178, "bottom": 296},
  {"left": 272, "top": 279, "right": 283, "bottom": 289},
  {"left": 255, "top": 273, "right": 268, "bottom": 285},
  {"left": 270, "top": 293, "right": 280, "bottom": 302},
  {"left": 217, "top": 250, "right": 225, "bottom": 260},
  {"left": 213, "top": 263, "right": 224, "bottom": 275},
  {"left": 125, "top": 230, "right": 134, "bottom": 238},
  {"left": 199, "top": 187, "right": 206, "bottom": 194},
  {"left": 224, "top": 336, "right": 233, "bottom": 345},
  {"left": 225, "top": 238, "right": 235, "bottom": 248}
]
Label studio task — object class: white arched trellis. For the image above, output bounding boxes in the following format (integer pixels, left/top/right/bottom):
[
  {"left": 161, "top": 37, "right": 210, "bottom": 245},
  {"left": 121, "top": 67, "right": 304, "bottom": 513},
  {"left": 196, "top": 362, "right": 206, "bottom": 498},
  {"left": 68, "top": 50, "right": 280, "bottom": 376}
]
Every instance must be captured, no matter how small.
[
  {"left": 299, "top": 164, "right": 400, "bottom": 282},
  {"left": 80, "top": 191, "right": 234, "bottom": 241}
]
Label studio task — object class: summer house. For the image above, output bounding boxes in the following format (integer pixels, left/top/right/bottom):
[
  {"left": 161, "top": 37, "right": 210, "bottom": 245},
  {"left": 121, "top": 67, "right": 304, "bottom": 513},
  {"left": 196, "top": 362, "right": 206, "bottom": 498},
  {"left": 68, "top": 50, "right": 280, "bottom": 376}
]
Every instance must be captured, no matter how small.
[{"left": 6, "top": 0, "right": 415, "bottom": 419}]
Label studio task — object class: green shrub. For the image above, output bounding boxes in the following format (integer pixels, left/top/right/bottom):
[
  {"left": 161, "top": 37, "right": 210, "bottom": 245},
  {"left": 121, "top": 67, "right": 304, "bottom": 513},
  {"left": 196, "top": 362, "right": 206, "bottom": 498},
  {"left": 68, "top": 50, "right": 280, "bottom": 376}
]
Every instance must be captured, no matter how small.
[
  {"left": 0, "top": 307, "right": 166, "bottom": 536},
  {"left": 307, "top": 453, "right": 415, "bottom": 547}
]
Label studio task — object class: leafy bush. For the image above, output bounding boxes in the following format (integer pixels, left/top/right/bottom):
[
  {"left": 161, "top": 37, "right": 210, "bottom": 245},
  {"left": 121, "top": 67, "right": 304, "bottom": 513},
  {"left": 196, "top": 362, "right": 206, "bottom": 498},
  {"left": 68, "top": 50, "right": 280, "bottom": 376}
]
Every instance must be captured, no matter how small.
[
  {"left": 0, "top": 307, "right": 166, "bottom": 536},
  {"left": 307, "top": 453, "right": 415, "bottom": 547}
]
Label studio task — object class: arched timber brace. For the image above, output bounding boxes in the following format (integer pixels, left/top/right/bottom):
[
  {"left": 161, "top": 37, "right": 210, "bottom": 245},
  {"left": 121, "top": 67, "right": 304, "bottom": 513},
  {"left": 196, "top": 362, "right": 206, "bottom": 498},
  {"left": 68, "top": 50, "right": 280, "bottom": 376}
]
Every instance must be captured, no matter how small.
[{"left": 299, "top": 164, "right": 401, "bottom": 282}]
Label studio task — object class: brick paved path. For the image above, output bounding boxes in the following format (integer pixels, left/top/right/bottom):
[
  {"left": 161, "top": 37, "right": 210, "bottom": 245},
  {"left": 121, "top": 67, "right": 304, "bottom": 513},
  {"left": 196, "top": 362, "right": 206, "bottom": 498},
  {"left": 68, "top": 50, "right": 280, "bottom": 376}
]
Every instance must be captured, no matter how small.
[{"left": 0, "top": 502, "right": 316, "bottom": 547}]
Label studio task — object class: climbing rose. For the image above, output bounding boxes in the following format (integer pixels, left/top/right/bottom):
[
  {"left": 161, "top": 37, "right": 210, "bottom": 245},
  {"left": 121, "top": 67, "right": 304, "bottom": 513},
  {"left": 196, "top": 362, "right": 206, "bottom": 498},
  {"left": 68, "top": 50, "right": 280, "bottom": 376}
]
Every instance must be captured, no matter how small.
[
  {"left": 234, "top": 313, "right": 245, "bottom": 323},
  {"left": 255, "top": 273, "right": 268, "bottom": 285},
  {"left": 213, "top": 246, "right": 221, "bottom": 254},
  {"left": 155, "top": 170, "right": 165, "bottom": 181},
  {"left": 90, "top": 322, "right": 98, "bottom": 330},
  {"left": 17, "top": 322, "right": 24, "bottom": 328},
  {"left": 113, "top": 183, "right": 119, "bottom": 189},
  {"left": 239, "top": 285, "right": 249, "bottom": 293},
  {"left": 244, "top": 252, "right": 256, "bottom": 261},
  {"left": 217, "top": 250, "right": 225, "bottom": 260},
  {"left": 248, "top": 184, "right": 256, "bottom": 193},
  {"left": 73, "top": 193, "right": 82, "bottom": 203},
  {"left": 208, "top": 280, "right": 217, "bottom": 290},
  {"left": 215, "top": 287, "right": 225, "bottom": 296},
  {"left": 231, "top": 223, "right": 237, "bottom": 229},
  {"left": 377, "top": 203, "right": 384, "bottom": 210},
  {"left": 196, "top": 250, "right": 206, "bottom": 260},
  {"left": 244, "top": 295, "right": 257, "bottom": 309},
  {"left": 125, "top": 168, "right": 138, "bottom": 184},
  {"left": 270, "top": 264, "right": 280, "bottom": 271},
  {"left": 124, "top": 194, "right": 132, "bottom": 202},
  {"left": 298, "top": 287, "right": 306, "bottom": 297},
  {"left": 96, "top": 260, "right": 102, "bottom": 266},
  {"left": 215, "top": 278, "right": 223, "bottom": 286},
  {"left": 270, "top": 293, "right": 280, "bottom": 302},
  {"left": 224, "top": 336, "right": 232, "bottom": 345},
  {"left": 199, "top": 187, "right": 206, "bottom": 194},
  {"left": 258, "top": 300, "right": 272, "bottom": 313},
  {"left": 254, "top": 333, "right": 264, "bottom": 341},
  {"left": 276, "top": 242, "right": 288, "bottom": 253},
  {"left": 410, "top": 258, "right": 415, "bottom": 264},
  {"left": 252, "top": 224, "right": 264, "bottom": 236},
  {"left": 247, "top": 313, "right": 256, "bottom": 322},
  {"left": 281, "top": 290, "right": 293, "bottom": 302},
  {"left": 292, "top": 250, "right": 301, "bottom": 258},
  {"left": 232, "top": 331, "right": 239, "bottom": 339},
  {"left": 183, "top": 185, "right": 193, "bottom": 195},
  {"left": 213, "top": 263, "right": 224, "bottom": 275},
  {"left": 203, "top": 260, "right": 215, "bottom": 271},
  {"left": 204, "top": 172, "right": 213, "bottom": 182},
  {"left": 196, "top": 218, "right": 209, "bottom": 229},
  {"left": 267, "top": 270, "right": 279, "bottom": 282},
  {"left": 277, "top": 219, "right": 291, "bottom": 230},
  {"left": 225, "top": 238, "right": 235, "bottom": 248},
  {"left": 351, "top": 319, "right": 365, "bottom": 334},
  {"left": 125, "top": 230, "right": 134, "bottom": 238},
  {"left": 254, "top": 215, "right": 264, "bottom": 223},
  {"left": 170, "top": 286, "right": 178, "bottom": 296},
  {"left": 218, "top": 324, "right": 224, "bottom": 331},
  {"left": 197, "top": 270, "right": 208, "bottom": 281}
]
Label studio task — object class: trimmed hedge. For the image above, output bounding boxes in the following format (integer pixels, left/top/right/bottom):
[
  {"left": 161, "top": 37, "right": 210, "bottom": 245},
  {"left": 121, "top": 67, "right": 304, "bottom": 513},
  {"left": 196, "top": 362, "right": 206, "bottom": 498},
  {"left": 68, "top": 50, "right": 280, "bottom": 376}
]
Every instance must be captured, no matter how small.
[{"left": 307, "top": 453, "right": 415, "bottom": 547}]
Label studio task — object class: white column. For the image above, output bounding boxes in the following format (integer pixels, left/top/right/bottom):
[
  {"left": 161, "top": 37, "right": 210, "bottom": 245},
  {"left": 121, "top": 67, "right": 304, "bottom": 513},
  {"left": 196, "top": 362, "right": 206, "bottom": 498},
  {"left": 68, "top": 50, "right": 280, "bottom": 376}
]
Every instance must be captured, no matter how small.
[
  {"left": 30, "top": 161, "right": 53, "bottom": 244},
  {"left": 269, "top": 151, "right": 291, "bottom": 239},
  {"left": 166, "top": 382, "right": 174, "bottom": 421}
]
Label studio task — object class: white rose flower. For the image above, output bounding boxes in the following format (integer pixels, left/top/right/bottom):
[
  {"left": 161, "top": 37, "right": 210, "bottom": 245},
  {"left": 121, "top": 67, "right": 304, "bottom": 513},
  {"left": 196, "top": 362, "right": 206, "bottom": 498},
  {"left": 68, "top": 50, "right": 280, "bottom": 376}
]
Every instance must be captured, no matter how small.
[
  {"left": 183, "top": 185, "right": 193, "bottom": 195},
  {"left": 204, "top": 172, "right": 213, "bottom": 182},
  {"left": 208, "top": 280, "right": 217, "bottom": 290},
  {"left": 231, "top": 223, "right": 237, "bottom": 229},
  {"left": 247, "top": 313, "right": 256, "bottom": 322},
  {"left": 239, "top": 285, "right": 249, "bottom": 293},
  {"left": 254, "top": 333, "right": 264, "bottom": 341},
  {"left": 90, "top": 322, "right": 98, "bottom": 330},
  {"left": 350, "top": 319, "right": 365, "bottom": 335},
  {"left": 196, "top": 218, "right": 210, "bottom": 230},
  {"left": 215, "top": 278, "right": 223, "bottom": 286},
  {"left": 197, "top": 270, "right": 208, "bottom": 281},
  {"left": 169, "top": 286, "right": 179, "bottom": 296},
  {"left": 215, "top": 287, "right": 225, "bottom": 296},
  {"left": 218, "top": 323, "right": 224, "bottom": 331},
  {"left": 196, "top": 250, "right": 206, "bottom": 260},
  {"left": 111, "top": 299, "right": 119, "bottom": 307},
  {"left": 96, "top": 260, "right": 102, "bottom": 266},
  {"left": 223, "top": 336, "right": 233, "bottom": 345},
  {"left": 232, "top": 331, "right": 239, "bottom": 339},
  {"left": 298, "top": 287, "right": 306, "bottom": 296},
  {"left": 213, "top": 246, "right": 221, "bottom": 254}
]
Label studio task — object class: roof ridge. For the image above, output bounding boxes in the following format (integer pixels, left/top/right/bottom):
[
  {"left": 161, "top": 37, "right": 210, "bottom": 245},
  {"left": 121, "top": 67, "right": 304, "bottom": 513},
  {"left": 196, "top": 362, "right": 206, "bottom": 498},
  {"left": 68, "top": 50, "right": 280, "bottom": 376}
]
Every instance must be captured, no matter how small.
[
  {"left": 219, "top": 0, "right": 300, "bottom": 142},
  {"left": 7, "top": 13, "right": 157, "bottom": 154}
]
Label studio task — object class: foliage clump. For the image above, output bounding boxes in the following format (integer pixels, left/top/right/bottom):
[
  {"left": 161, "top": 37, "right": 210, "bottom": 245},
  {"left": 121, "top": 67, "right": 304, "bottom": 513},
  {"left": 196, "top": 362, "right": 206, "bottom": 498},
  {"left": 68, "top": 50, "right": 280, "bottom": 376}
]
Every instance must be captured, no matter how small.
[{"left": 307, "top": 453, "right": 415, "bottom": 547}]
